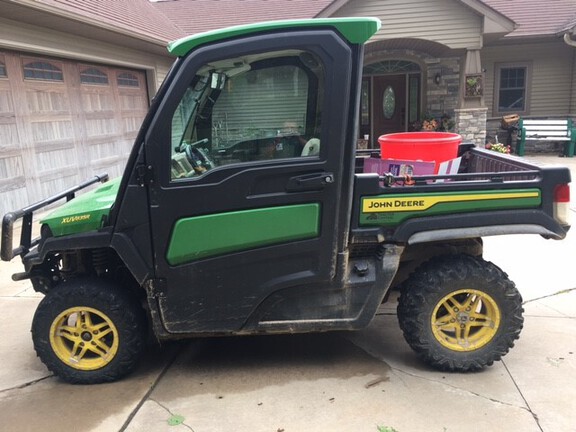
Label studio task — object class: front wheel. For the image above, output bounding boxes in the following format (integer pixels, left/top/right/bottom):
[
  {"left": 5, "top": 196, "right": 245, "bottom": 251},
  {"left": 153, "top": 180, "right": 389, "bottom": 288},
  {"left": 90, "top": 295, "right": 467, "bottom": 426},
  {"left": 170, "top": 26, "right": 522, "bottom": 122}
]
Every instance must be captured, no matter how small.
[
  {"left": 32, "top": 279, "right": 146, "bottom": 384},
  {"left": 397, "top": 255, "right": 523, "bottom": 372}
]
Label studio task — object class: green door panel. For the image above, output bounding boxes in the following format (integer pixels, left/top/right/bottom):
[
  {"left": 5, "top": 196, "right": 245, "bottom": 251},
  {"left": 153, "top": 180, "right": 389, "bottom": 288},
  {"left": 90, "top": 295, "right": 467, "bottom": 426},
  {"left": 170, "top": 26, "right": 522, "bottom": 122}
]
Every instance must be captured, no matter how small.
[{"left": 166, "top": 204, "right": 320, "bottom": 265}]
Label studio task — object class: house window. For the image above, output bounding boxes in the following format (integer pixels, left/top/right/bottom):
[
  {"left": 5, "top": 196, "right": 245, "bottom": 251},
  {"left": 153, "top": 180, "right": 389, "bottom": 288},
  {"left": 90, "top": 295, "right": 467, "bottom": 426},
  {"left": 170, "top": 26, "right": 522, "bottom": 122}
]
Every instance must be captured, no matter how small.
[
  {"left": 80, "top": 67, "right": 109, "bottom": 85},
  {"left": 495, "top": 63, "right": 530, "bottom": 114},
  {"left": 0, "top": 61, "right": 6, "bottom": 78},
  {"left": 117, "top": 72, "right": 139, "bottom": 87},
  {"left": 23, "top": 61, "right": 64, "bottom": 81}
]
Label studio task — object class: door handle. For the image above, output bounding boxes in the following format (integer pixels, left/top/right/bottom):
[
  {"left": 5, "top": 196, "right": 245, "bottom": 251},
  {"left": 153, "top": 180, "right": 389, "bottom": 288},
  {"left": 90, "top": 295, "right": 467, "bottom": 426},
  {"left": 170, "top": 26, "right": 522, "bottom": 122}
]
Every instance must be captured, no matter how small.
[{"left": 286, "top": 172, "right": 334, "bottom": 192}]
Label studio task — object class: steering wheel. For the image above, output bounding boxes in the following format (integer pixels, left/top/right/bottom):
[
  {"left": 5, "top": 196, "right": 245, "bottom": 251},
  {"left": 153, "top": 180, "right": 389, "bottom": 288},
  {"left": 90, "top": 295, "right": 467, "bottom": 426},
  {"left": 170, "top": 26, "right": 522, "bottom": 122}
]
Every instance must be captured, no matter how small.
[{"left": 184, "top": 139, "right": 214, "bottom": 174}]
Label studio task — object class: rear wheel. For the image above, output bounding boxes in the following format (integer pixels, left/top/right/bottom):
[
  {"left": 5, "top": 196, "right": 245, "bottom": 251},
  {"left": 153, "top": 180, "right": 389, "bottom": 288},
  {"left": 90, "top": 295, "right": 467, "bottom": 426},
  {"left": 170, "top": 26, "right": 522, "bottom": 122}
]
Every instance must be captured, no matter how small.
[
  {"left": 32, "top": 278, "right": 146, "bottom": 384},
  {"left": 397, "top": 255, "right": 523, "bottom": 371}
]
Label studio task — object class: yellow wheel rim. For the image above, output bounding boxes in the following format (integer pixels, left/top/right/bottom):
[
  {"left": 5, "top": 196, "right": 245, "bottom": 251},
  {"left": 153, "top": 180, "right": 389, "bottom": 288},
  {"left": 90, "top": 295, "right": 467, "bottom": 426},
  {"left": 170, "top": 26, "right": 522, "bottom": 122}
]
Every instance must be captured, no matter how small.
[
  {"left": 49, "top": 307, "right": 119, "bottom": 371},
  {"left": 431, "top": 289, "right": 501, "bottom": 352}
]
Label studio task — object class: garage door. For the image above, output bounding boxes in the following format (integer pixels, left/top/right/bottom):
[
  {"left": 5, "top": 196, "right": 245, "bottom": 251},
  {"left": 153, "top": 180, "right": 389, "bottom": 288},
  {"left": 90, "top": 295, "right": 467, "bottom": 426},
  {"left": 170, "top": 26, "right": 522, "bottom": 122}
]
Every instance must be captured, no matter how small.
[{"left": 0, "top": 51, "right": 149, "bottom": 216}]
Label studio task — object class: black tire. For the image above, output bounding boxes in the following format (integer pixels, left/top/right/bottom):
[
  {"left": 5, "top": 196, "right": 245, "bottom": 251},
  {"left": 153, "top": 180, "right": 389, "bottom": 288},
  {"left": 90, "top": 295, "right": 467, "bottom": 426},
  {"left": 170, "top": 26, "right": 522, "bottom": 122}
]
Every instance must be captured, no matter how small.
[
  {"left": 397, "top": 254, "right": 523, "bottom": 372},
  {"left": 31, "top": 278, "right": 146, "bottom": 384}
]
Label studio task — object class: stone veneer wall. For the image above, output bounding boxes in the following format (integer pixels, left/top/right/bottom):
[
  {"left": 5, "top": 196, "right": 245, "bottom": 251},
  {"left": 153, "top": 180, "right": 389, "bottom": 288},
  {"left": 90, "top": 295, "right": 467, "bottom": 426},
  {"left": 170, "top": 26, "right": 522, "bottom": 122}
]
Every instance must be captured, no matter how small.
[
  {"left": 455, "top": 108, "right": 487, "bottom": 146},
  {"left": 426, "top": 58, "right": 460, "bottom": 120}
]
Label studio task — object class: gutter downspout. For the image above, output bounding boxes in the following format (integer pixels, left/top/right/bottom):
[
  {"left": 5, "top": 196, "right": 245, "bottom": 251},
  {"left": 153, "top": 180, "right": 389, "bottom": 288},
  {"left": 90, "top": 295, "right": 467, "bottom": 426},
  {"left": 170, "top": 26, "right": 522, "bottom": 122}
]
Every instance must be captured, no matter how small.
[
  {"left": 564, "top": 32, "right": 576, "bottom": 47},
  {"left": 565, "top": 32, "right": 576, "bottom": 114}
]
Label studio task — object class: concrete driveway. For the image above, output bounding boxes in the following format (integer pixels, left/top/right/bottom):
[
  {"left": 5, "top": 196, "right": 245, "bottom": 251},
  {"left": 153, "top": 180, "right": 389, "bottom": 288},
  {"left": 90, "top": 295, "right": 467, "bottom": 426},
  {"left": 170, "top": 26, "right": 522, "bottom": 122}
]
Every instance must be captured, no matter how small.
[{"left": 0, "top": 155, "right": 575, "bottom": 432}]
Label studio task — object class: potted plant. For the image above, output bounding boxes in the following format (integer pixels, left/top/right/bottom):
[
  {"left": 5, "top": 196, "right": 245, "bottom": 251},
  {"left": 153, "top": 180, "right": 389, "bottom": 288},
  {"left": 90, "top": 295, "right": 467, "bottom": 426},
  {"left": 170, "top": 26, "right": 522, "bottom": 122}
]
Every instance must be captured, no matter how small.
[{"left": 465, "top": 74, "right": 483, "bottom": 97}]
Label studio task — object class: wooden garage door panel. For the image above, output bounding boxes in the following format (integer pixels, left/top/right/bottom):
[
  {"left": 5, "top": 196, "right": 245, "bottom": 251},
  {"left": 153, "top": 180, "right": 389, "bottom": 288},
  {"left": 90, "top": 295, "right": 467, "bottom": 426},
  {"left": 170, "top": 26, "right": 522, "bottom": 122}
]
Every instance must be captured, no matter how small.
[
  {"left": 0, "top": 78, "right": 19, "bottom": 149},
  {"left": 35, "top": 146, "right": 77, "bottom": 172},
  {"left": 0, "top": 122, "right": 19, "bottom": 148},
  {"left": 0, "top": 63, "right": 26, "bottom": 202},
  {"left": 123, "top": 115, "right": 143, "bottom": 135},
  {"left": 0, "top": 51, "right": 149, "bottom": 216},
  {"left": 119, "top": 92, "right": 147, "bottom": 110},
  {"left": 25, "top": 87, "right": 70, "bottom": 114},
  {"left": 81, "top": 89, "right": 114, "bottom": 111},
  {"left": 117, "top": 72, "right": 147, "bottom": 141},
  {"left": 0, "top": 87, "right": 14, "bottom": 114},
  {"left": 30, "top": 120, "right": 74, "bottom": 143},
  {"left": 85, "top": 117, "right": 117, "bottom": 138},
  {"left": 0, "top": 155, "right": 24, "bottom": 184}
]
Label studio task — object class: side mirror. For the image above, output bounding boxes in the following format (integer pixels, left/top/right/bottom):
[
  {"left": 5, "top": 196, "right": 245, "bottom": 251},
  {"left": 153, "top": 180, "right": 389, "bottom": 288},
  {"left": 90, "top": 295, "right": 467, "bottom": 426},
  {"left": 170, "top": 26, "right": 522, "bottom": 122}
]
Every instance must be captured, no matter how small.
[{"left": 210, "top": 72, "right": 226, "bottom": 90}]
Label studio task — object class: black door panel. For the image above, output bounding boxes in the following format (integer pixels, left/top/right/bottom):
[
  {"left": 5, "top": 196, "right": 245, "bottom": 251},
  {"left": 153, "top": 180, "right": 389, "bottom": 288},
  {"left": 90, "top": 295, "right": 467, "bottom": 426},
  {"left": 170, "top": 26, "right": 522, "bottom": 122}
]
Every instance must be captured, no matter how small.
[{"left": 144, "top": 30, "right": 361, "bottom": 333}]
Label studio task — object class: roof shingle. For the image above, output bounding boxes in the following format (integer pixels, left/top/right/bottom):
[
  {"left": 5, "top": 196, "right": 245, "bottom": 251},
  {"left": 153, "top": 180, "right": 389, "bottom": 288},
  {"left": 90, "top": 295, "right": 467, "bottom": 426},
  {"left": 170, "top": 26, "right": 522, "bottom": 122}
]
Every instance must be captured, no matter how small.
[
  {"left": 481, "top": 0, "right": 576, "bottom": 37},
  {"left": 30, "top": 0, "right": 185, "bottom": 42},
  {"left": 151, "top": 0, "right": 335, "bottom": 35}
]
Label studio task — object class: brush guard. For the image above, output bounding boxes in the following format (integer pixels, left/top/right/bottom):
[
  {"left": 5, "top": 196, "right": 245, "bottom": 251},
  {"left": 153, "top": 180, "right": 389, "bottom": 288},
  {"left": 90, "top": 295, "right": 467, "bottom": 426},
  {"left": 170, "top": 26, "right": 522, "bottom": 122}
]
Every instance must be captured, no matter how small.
[{"left": 1, "top": 173, "right": 109, "bottom": 261}]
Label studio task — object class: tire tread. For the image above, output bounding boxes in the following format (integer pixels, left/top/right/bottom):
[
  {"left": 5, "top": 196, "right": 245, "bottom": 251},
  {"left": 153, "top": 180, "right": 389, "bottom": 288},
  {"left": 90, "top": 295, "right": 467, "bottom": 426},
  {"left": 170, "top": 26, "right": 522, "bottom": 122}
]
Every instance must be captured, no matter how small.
[{"left": 397, "top": 254, "right": 523, "bottom": 372}]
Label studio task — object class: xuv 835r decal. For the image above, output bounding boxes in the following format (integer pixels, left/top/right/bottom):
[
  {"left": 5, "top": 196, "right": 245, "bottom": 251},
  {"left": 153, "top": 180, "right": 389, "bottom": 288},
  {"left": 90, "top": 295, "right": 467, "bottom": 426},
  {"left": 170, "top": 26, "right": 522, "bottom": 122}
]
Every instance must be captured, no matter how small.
[{"left": 360, "top": 189, "right": 541, "bottom": 226}]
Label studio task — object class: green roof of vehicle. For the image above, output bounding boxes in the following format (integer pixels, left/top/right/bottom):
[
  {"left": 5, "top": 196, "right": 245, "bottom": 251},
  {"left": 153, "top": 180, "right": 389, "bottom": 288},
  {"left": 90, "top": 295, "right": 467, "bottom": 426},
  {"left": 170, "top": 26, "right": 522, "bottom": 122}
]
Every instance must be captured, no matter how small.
[
  {"left": 41, "top": 177, "right": 121, "bottom": 237},
  {"left": 167, "top": 17, "right": 382, "bottom": 57}
]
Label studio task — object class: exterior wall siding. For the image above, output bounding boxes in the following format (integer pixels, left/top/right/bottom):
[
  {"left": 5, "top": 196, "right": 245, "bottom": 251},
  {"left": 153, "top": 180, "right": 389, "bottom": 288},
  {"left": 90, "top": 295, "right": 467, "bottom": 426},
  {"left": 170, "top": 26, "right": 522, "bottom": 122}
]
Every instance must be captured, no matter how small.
[
  {"left": 332, "top": 0, "right": 483, "bottom": 49},
  {"left": 154, "top": 63, "right": 173, "bottom": 90},
  {"left": 571, "top": 48, "right": 576, "bottom": 114},
  {"left": 482, "top": 41, "right": 575, "bottom": 119}
]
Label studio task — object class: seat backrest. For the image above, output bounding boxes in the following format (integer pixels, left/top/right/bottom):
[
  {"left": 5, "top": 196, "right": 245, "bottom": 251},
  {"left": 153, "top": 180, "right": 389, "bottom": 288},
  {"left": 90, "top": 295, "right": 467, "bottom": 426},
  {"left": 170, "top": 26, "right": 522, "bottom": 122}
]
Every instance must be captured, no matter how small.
[{"left": 521, "top": 119, "right": 569, "bottom": 137}]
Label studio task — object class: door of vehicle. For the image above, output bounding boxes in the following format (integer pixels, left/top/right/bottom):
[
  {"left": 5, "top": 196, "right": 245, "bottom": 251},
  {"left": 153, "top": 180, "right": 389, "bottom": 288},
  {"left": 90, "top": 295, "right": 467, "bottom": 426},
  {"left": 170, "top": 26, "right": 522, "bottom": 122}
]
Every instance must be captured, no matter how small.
[{"left": 143, "top": 28, "right": 363, "bottom": 333}]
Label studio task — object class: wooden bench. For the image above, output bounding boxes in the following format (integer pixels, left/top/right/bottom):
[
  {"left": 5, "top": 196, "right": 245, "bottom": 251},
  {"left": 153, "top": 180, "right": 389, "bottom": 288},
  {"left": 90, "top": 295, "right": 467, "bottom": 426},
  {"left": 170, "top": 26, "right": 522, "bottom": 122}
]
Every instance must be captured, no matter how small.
[{"left": 517, "top": 119, "right": 576, "bottom": 156}]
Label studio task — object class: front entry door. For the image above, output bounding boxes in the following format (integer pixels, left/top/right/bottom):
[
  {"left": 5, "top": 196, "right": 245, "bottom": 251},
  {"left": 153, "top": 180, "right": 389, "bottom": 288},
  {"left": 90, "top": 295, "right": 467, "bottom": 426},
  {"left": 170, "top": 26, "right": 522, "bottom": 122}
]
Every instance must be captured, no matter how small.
[
  {"left": 373, "top": 75, "right": 407, "bottom": 137},
  {"left": 144, "top": 30, "right": 360, "bottom": 334}
]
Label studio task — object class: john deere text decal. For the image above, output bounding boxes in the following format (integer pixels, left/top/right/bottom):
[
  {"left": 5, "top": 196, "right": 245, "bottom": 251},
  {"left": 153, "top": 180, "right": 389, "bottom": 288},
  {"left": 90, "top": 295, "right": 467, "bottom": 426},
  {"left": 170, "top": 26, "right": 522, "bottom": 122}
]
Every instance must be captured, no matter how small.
[{"left": 360, "top": 189, "right": 541, "bottom": 226}]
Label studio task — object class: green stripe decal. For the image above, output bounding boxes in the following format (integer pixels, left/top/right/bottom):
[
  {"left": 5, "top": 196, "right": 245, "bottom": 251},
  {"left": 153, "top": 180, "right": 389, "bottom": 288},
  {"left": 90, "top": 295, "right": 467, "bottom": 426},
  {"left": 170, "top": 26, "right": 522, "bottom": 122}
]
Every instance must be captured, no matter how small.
[
  {"left": 166, "top": 204, "right": 320, "bottom": 265},
  {"left": 360, "top": 189, "right": 541, "bottom": 226}
]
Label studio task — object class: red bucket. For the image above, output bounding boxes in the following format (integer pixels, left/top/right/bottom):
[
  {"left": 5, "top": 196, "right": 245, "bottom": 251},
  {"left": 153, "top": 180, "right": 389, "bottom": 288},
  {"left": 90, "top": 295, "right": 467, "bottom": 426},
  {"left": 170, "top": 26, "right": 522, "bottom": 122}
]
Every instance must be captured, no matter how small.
[{"left": 378, "top": 132, "right": 461, "bottom": 173}]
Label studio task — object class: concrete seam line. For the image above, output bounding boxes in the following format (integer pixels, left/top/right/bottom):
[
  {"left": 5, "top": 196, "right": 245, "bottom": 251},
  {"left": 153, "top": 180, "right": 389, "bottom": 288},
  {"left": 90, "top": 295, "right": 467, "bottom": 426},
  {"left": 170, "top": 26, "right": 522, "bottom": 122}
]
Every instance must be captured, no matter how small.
[
  {"left": 0, "top": 375, "right": 53, "bottom": 394},
  {"left": 118, "top": 342, "right": 188, "bottom": 432},
  {"left": 502, "top": 360, "right": 544, "bottom": 432}
]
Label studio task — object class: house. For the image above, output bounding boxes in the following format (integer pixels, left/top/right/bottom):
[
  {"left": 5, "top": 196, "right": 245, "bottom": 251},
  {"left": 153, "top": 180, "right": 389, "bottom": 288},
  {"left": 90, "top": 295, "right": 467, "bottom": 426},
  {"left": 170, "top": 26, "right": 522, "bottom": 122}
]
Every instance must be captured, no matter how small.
[
  {"left": 1, "top": 0, "right": 575, "bottom": 216},
  {"left": 480, "top": 0, "right": 576, "bottom": 148}
]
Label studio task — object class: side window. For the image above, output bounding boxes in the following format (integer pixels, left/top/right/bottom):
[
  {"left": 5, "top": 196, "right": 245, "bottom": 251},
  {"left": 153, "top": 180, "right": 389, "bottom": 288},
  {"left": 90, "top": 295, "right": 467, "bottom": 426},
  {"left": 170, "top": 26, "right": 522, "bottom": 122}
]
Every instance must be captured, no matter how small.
[{"left": 170, "top": 49, "right": 324, "bottom": 181}]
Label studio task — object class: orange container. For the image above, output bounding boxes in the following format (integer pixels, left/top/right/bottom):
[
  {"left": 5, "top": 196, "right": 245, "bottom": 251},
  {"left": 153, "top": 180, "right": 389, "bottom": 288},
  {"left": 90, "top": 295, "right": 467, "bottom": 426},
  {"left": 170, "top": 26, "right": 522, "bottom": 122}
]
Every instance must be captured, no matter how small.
[{"left": 378, "top": 132, "right": 461, "bottom": 173}]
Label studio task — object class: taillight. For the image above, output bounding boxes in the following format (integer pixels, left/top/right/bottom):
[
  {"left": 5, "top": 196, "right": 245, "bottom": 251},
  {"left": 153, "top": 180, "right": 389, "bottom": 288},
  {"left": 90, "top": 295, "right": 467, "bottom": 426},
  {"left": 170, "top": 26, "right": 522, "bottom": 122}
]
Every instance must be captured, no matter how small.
[{"left": 554, "top": 184, "right": 571, "bottom": 226}]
